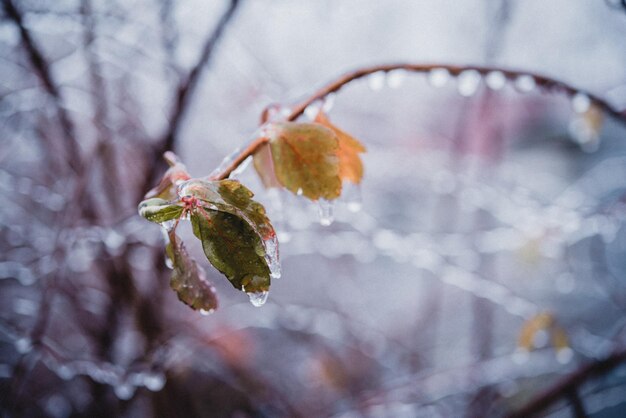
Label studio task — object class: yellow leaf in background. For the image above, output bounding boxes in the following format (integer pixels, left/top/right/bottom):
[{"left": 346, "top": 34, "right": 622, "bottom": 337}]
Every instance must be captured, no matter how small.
[{"left": 315, "top": 112, "right": 366, "bottom": 184}]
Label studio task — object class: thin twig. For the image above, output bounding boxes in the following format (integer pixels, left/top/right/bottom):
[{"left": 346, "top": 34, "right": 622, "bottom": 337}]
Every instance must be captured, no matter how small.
[
  {"left": 142, "top": 0, "right": 242, "bottom": 196},
  {"left": 210, "top": 63, "right": 626, "bottom": 181},
  {"left": 506, "top": 348, "right": 626, "bottom": 418}
]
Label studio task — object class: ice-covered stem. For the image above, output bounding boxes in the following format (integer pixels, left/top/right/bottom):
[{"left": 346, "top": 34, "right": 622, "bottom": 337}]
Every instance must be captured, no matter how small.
[
  {"left": 211, "top": 63, "right": 626, "bottom": 181},
  {"left": 507, "top": 347, "right": 626, "bottom": 418}
]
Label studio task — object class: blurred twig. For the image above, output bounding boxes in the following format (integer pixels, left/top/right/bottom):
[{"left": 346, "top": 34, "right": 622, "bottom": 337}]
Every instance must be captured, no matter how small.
[{"left": 507, "top": 348, "right": 626, "bottom": 418}]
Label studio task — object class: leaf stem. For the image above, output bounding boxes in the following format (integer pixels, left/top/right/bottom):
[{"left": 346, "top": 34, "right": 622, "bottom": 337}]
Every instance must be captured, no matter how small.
[{"left": 211, "top": 63, "right": 626, "bottom": 180}]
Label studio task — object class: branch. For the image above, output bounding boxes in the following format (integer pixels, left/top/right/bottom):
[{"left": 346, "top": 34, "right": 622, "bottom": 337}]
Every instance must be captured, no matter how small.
[
  {"left": 210, "top": 63, "right": 626, "bottom": 181},
  {"left": 506, "top": 348, "right": 626, "bottom": 418},
  {"left": 2, "top": 0, "right": 82, "bottom": 171},
  {"left": 141, "top": 0, "right": 242, "bottom": 197}
]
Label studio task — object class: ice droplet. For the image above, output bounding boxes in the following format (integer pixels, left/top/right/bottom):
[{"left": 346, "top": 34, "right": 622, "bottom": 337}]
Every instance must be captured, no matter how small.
[
  {"left": 457, "top": 70, "right": 481, "bottom": 97},
  {"left": 248, "top": 291, "right": 269, "bottom": 307},
  {"left": 514, "top": 75, "right": 536, "bottom": 93},
  {"left": 199, "top": 308, "right": 214, "bottom": 316},
  {"left": 485, "top": 71, "right": 506, "bottom": 90},
  {"left": 15, "top": 337, "right": 32, "bottom": 354},
  {"left": 164, "top": 256, "right": 173, "bottom": 270},
  {"left": 143, "top": 372, "right": 166, "bottom": 392},
  {"left": 367, "top": 71, "right": 386, "bottom": 91},
  {"left": 428, "top": 68, "right": 450, "bottom": 87},
  {"left": 318, "top": 199, "right": 334, "bottom": 226},
  {"left": 386, "top": 69, "right": 406, "bottom": 89},
  {"left": 296, "top": 188, "right": 303, "bottom": 196},
  {"left": 114, "top": 382, "right": 135, "bottom": 400},
  {"left": 572, "top": 92, "right": 591, "bottom": 113}
]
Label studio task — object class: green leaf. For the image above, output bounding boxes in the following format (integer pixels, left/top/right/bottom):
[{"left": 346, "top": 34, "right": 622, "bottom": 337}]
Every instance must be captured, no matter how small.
[
  {"left": 179, "top": 179, "right": 276, "bottom": 242},
  {"left": 191, "top": 208, "right": 270, "bottom": 293},
  {"left": 266, "top": 122, "right": 341, "bottom": 201},
  {"left": 138, "top": 198, "right": 184, "bottom": 224},
  {"left": 145, "top": 151, "right": 191, "bottom": 201},
  {"left": 166, "top": 230, "right": 218, "bottom": 312}
]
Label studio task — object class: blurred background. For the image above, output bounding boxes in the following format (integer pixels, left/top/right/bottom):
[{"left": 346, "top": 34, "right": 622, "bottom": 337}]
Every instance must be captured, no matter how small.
[{"left": 2, "top": 0, "right": 626, "bottom": 416}]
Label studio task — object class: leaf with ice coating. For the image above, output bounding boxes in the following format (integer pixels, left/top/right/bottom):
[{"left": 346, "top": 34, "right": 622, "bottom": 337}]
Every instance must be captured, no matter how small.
[
  {"left": 191, "top": 208, "right": 271, "bottom": 293},
  {"left": 166, "top": 230, "right": 218, "bottom": 312},
  {"left": 315, "top": 112, "right": 366, "bottom": 184},
  {"left": 266, "top": 122, "right": 341, "bottom": 201},
  {"left": 138, "top": 198, "right": 184, "bottom": 224},
  {"left": 145, "top": 151, "right": 191, "bottom": 200}
]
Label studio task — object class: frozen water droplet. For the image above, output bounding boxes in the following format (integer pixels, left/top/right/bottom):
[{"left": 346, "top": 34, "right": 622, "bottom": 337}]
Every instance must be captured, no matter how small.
[
  {"left": 457, "top": 70, "right": 481, "bottom": 97},
  {"left": 114, "top": 382, "right": 135, "bottom": 400},
  {"left": 556, "top": 347, "right": 574, "bottom": 364},
  {"left": 199, "top": 308, "right": 214, "bottom": 316},
  {"left": 143, "top": 372, "right": 166, "bottom": 391},
  {"left": 15, "top": 337, "right": 32, "bottom": 354},
  {"left": 164, "top": 256, "right": 173, "bottom": 269},
  {"left": 428, "top": 68, "right": 450, "bottom": 87},
  {"left": 485, "top": 71, "right": 506, "bottom": 90},
  {"left": 342, "top": 183, "right": 363, "bottom": 212},
  {"left": 304, "top": 101, "right": 322, "bottom": 120},
  {"left": 572, "top": 92, "right": 591, "bottom": 113},
  {"left": 318, "top": 199, "right": 334, "bottom": 226},
  {"left": 57, "top": 365, "right": 74, "bottom": 380},
  {"left": 367, "top": 71, "right": 386, "bottom": 91},
  {"left": 296, "top": 188, "right": 303, "bottom": 196},
  {"left": 248, "top": 291, "right": 268, "bottom": 307},
  {"left": 322, "top": 93, "right": 336, "bottom": 113},
  {"left": 514, "top": 75, "right": 536, "bottom": 93},
  {"left": 386, "top": 69, "right": 406, "bottom": 89}
]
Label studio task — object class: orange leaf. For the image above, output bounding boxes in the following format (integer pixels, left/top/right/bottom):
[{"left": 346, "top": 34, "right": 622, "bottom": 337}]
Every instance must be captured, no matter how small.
[{"left": 315, "top": 112, "right": 366, "bottom": 184}]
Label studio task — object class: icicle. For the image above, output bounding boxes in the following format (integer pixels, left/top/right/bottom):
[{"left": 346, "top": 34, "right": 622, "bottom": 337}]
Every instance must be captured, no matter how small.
[
  {"left": 343, "top": 183, "right": 363, "bottom": 213},
  {"left": 247, "top": 291, "right": 269, "bottom": 307},
  {"left": 318, "top": 199, "right": 335, "bottom": 226},
  {"left": 263, "top": 235, "right": 281, "bottom": 279},
  {"left": 571, "top": 92, "right": 591, "bottom": 113},
  {"left": 514, "top": 75, "right": 536, "bottom": 93},
  {"left": 485, "top": 71, "right": 506, "bottom": 90},
  {"left": 428, "top": 68, "right": 450, "bottom": 87},
  {"left": 457, "top": 70, "right": 481, "bottom": 97},
  {"left": 386, "top": 69, "right": 406, "bottom": 89},
  {"left": 367, "top": 71, "right": 386, "bottom": 91},
  {"left": 199, "top": 308, "right": 214, "bottom": 316}
]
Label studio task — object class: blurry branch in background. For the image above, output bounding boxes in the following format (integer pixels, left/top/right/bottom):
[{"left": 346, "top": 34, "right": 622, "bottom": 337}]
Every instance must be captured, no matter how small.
[
  {"left": 507, "top": 348, "right": 626, "bottom": 417},
  {"left": 142, "top": 0, "right": 242, "bottom": 197},
  {"left": 1, "top": 0, "right": 82, "bottom": 173}
]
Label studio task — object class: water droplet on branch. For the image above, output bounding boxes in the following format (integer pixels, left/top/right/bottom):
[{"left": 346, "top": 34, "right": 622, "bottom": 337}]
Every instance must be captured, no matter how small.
[
  {"left": 485, "top": 71, "right": 506, "bottom": 90},
  {"left": 367, "top": 71, "right": 386, "bottom": 91},
  {"left": 428, "top": 68, "right": 450, "bottom": 87},
  {"left": 386, "top": 69, "right": 406, "bottom": 89},
  {"left": 514, "top": 75, "right": 536, "bottom": 93},
  {"left": 457, "top": 70, "right": 481, "bottom": 97},
  {"left": 248, "top": 291, "right": 269, "bottom": 307}
]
